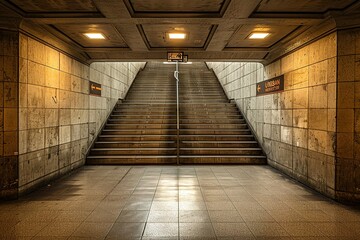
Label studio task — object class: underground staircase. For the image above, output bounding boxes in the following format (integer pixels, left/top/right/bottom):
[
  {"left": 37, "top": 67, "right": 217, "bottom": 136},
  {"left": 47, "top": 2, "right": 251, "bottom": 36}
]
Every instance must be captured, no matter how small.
[{"left": 86, "top": 62, "right": 266, "bottom": 164}]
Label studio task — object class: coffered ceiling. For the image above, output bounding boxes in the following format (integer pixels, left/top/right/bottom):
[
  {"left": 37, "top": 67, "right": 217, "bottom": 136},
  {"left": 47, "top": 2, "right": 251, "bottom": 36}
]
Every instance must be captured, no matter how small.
[{"left": 0, "top": 0, "right": 359, "bottom": 62}]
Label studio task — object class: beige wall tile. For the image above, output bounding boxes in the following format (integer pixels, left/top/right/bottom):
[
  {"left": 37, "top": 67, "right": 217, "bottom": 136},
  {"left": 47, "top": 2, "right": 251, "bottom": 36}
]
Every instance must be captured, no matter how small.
[
  {"left": 293, "top": 46, "right": 309, "bottom": 69},
  {"left": 337, "top": 133, "right": 354, "bottom": 159},
  {"left": 281, "top": 126, "right": 292, "bottom": 144},
  {"left": 19, "top": 83, "right": 27, "bottom": 108},
  {"left": 45, "top": 127, "right": 59, "bottom": 148},
  {"left": 309, "top": 61, "right": 328, "bottom": 87},
  {"left": 4, "top": 82, "right": 18, "bottom": 107},
  {"left": 0, "top": 109, "right": 3, "bottom": 132},
  {"left": 293, "top": 88, "right": 308, "bottom": 109},
  {"left": 338, "top": 55, "right": 355, "bottom": 82},
  {"left": 28, "top": 85, "right": 44, "bottom": 108},
  {"left": 337, "top": 109, "right": 354, "bottom": 133},
  {"left": 19, "top": 58, "right": 28, "bottom": 83},
  {"left": 3, "top": 131, "right": 18, "bottom": 156},
  {"left": 19, "top": 34, "right": 28, "bottom": 59},
  {"left": 45, "top": 46, "right": 59, "bottom": 69},
  {"left": 338, "top": 30, "right": 356, "bottom": 56},
  {"left": 18, "top": 130, "right": 27, "bottom": 155},
  {"left": 291, "top": 67, "right": 308, "bottom": 90},
  {"left": 309, "top": 85, "right": 327, "bottom": 109},
  {"left": 4, "top": 108, "right": 17, "bottom": 131},
  {"left": 293, "top": 128, "right": 308, "bottom": 148},
  {"left": 28, "top": 108, "right": 45, "bottom": 129},
  {"left": 308, "top": 130, "right": 328, "bottom": 155},
  {"left": 44, "top": 88, "right": 58, "bottom": 109},
  {"left": 327, "top": 83, "right": 336, "bottom": 109},
  {"left": 27, "top": 38, "right": 46, "bottom": 65},
  {"left": 45, "top": 109, "right": 59, "bottom": 127},
  {"left": 45, "top": 67, "right": 59, "bottom": 88},
  {"left": 28, "top": 61, "right": 45, "bottom": 86},
  {"left": 308, "top": 109, "right": 327, "bottom": 131},
  {"left": 337, "top": 82, "right": 354, "bottom": 109},
  {"left": 19, "top": 108, "right": 27, "bottom": 131},
  {"left": 59, "top": 72, "right": 71, "bottom": 90},
  {"left": 59, "top": 125, "right": 71, "bottom": 144}
]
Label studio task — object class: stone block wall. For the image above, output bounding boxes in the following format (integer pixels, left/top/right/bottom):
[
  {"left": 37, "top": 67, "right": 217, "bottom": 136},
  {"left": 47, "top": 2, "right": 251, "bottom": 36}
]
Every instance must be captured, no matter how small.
[
  {"left": 0, "top": 30, "right": 19, "bottom": 199},
  {"left": 336, "top": 28, "right": 360, "bottom": 201},
  {"left": 207, "top": 33, "right": 338, "bottom": 198},
  {"left": 17, "top": 33, "right": 145, "bottom": 194}
]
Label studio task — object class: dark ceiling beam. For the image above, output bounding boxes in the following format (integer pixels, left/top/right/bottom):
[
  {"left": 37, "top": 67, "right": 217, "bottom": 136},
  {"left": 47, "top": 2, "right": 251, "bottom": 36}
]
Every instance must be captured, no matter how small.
[
  {"left": 223, "top": 0, "right": 262, "bottom": 18},
  {"left": 30, "top": 17, "right": 323, "bottom": 26},
  {"left": 206, "top": 0, "right": 262, "bottom": 52},
  {"left": 87, "top": 51, "right": 268, "bottom": 62},
  {"left": 92, "top": 0, "right": 131, "bottom": 18},
  {"left": 110, "top": 24, "right": 147, "bottom": 51}
]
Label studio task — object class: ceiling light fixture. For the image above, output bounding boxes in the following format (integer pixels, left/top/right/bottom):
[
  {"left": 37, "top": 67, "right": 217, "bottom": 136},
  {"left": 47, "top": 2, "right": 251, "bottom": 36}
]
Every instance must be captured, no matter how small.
[
  {"left": 169, "top": 33, "right": 187, "bottom": 39},
  {"left": 84, "top": 33, "right": 106, "bottom": 39},
  {"left": 248, "top": 32, "right": 270, "bottom": 39}
]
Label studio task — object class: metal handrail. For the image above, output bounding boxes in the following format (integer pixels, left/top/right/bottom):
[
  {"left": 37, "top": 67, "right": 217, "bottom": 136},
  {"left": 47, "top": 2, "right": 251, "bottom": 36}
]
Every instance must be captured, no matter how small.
[{"left": 174, "top": 62, "right": 180, "bottom": 164}]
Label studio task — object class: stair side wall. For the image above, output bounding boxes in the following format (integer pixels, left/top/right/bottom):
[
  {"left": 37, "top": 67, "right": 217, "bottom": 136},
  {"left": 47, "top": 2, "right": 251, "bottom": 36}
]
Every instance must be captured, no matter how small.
[
  {"left": 207, "top": 32, "right": 338, "bottom": 199},
  {"left": 17, "top": 33, "right": 145, "bottom": 195}
]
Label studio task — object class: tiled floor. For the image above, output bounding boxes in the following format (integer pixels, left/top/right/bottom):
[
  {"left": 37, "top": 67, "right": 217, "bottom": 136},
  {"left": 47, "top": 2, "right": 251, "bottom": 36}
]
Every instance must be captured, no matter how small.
[{"left": 1, "top": 165, "right": 360, "bottom": 239}]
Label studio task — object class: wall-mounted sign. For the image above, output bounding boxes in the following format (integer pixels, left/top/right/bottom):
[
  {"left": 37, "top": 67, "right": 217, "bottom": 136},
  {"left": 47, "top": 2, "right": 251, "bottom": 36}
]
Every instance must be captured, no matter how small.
[
  {"left": 90, "top": 81, "right": 101, "bottom": 96},
  {"left": 256, "top": 75, "right": 284, "bottom": 96},
  {"left": 167, "top": 52, "right": 184, "bottom": 62}
]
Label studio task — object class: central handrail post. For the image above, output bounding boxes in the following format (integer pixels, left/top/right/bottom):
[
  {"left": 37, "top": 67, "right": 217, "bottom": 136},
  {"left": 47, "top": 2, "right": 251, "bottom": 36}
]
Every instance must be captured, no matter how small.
[{"left": 174, "top": 61, "right": 180, "bottom": 165}]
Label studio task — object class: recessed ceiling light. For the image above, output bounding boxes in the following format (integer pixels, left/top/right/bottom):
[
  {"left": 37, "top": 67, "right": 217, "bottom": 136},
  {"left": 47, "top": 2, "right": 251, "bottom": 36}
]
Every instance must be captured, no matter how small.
[
  {"left": 84, "top": 33, "right": 106, "bottom": 39},
  {"left": 169, "top": 33, "right": 187, "bottom": 39},
  {"left": 248, "top": 32, "right": 270, "bottom": 39}
]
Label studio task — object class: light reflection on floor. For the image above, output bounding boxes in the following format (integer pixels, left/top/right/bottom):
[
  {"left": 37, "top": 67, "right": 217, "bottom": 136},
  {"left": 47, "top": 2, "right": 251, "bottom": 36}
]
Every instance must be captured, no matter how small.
[{"left": 0, "top": 165, "right": 360, "bottom": 239}]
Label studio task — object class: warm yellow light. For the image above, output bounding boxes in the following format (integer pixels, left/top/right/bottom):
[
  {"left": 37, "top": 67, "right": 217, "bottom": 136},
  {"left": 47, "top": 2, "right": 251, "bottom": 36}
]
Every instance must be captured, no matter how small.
[
  {"left": 249, "top": 32, "right": 270, "bottom": 39},
  {"left": 84, "top": 33, "right": 106, "bottom": 39},
  {"left": 169, "top": 33, "right": 186, "bottom": 39}
]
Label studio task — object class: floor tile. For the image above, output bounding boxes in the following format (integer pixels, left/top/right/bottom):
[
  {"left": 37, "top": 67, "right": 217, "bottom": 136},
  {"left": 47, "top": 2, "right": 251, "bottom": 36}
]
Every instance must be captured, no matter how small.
[
  {"left": 212, "top": 222, "right": 254, "bottom": 237},
  {"left": 180, "top": 223, "right": 215, "bottom": 237},
  {"left": 208, "top": 210, "right": 243, "bottom": 222},
  {"left": 147, "top": 210, "right": 178, "bottom": 222},
  {"left": 106, "top": 222, "right": 145, "bottom": 238},
  {"left": 180, "top": 210, "right": 211, "bottom": 222},
  {"left": 116, "top": 210, "right": 149, "bottom": 223},
  {"left": 143, "top": 223, "right": 178, "bottom": 237}
]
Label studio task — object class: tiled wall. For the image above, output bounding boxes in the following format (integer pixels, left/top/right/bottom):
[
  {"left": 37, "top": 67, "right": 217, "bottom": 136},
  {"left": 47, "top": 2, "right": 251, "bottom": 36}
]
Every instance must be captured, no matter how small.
[
  {"left": 207, "top": 33, "right": 338, "bottom": 198},
  {"left": 0, "top": 30, "right": 19, "bottom": 199},
  {"left": 18, "top": 33, "right": 145, "bottom": 194},
  {"left": 336, "top": 28, "right": 360, "bottom": 201}
]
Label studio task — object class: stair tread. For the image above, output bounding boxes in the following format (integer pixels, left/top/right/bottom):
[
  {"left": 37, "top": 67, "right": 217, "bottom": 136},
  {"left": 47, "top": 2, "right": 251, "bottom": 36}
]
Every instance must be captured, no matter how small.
[{"left": 92, "top": 147, "right": 176, "bottom": 151}]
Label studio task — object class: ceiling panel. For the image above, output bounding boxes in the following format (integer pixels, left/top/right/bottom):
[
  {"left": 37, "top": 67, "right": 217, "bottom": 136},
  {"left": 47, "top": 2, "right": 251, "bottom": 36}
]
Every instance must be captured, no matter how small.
[
  {"left": 53, "top": 24, "right": 128, "bottom": 48},
  {"left": 124, "top": 0, "right": 231, "bottom": 17},
  {"left": 140, "top": 24, "right": 214, "bottom": 49},
  {"left": 256, "top": 0, "right": 357, "bottom": 13},
  {"left": 7, "top": 0, "right": 97, "bottom": 13},
  {"left": 130, "top": 0, "right": 224, "bottom": 12},
  {"left": 226, "top": 25, "right": 298, "bottom": 48}
]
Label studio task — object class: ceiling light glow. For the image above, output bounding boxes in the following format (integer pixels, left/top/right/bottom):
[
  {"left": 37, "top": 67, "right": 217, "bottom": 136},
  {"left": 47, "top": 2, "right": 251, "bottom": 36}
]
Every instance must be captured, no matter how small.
[
  {"left": 169, "top": 33, "right": 186, "bottom": 39},
  {"left": 249, "top": 32, "right": 270, "bottom": 39},
  {"left": 84, "top": 33, "right": 106, "bottom": 39}
]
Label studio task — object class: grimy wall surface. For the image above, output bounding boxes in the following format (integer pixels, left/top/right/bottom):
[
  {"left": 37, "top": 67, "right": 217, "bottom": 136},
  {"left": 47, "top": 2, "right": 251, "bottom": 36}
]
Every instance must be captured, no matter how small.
[
  {"left": 0, "top": 30, "right": 19, "bottom": 199},
  {"left": 336, "top": 28, "right": 360, "bottom": 201},
  {"left": 0, "top": 30, "right": 145, "bottom": 198},
  {"left": 208, "top": 33, "right": 339, "bottom": 199}
]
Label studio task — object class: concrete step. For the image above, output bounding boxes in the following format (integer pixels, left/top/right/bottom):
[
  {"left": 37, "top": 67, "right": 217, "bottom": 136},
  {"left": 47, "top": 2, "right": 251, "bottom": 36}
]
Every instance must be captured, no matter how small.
[
  {"left": 181, "top": 141, "right": 259, "bottom": 148},
  {"left": 179, "top": 156, "right": 266, "bottom": 164},
  {"left": 87, "top": 156, "right": 178, "bottom": 165},
  {"left": 94, "top": 141, "right": 176, "bottom": 148},
  {"left": 90, "top": 148, "right": 177, "bottom": 155},
  {"left": 180, "top": 148, "right": 263, "bottom": 155}
]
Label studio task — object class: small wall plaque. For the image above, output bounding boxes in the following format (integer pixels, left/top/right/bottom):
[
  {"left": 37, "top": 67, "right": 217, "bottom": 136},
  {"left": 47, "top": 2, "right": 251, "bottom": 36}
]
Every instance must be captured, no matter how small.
[
  {"left": 90, "top": 81, "right": 101, "bottom": 96},
  {"left": 256, "top": 75, "right": 284, "bottom": 96}
]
